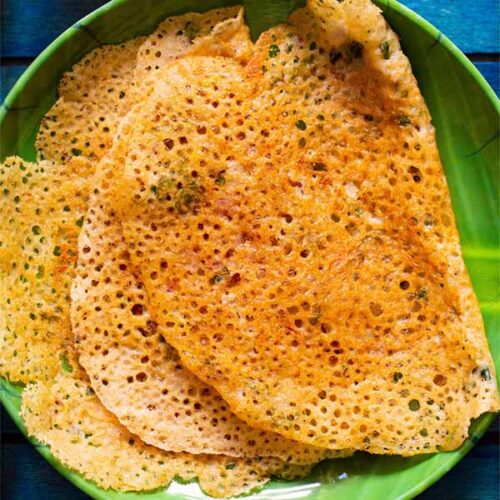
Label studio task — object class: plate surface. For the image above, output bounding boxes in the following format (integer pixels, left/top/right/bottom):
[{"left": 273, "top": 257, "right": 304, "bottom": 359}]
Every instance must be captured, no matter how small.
[{"left": 1, "top": 0, "right": 498, "bottom": 498}]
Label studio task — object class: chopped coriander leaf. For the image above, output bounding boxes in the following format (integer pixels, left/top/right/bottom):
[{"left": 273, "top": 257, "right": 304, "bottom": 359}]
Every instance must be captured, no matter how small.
[
  {"left": 415, "top": 287, "right": 428, "bottom": 300},
  {"left": 155, "top": 175, "right": 176, "bottom": 201},
  {"left": 60, "top": 352, "right": 73, "bottom": 373},
  {"left": 309, "top": 42, "right": 317, "bottom": 50},
  {"left": 480, "top": 367, "right": 491, "bottom": 381},
  {"left": 174, "top": 181, "right": 202, "bottom": 214},
  {"left": 269, "top": 44, "right": 280, "bottom": 58},
  {"left": 308, "top": 305, "right": 321, "bottom": 325},
  {"left": 215, "top": 175, "right": 226, "bottom": 186},
  {"left": 380, "top": 40, "right": 391, "bottom": 59},
  {"left": 184, "top": 21, "right": 199, "bottom": 42},
  {"left": 71, "top": 148, "right": 82, "bottom": 156},
  {"left": 209, "top": 266, "right": 229, "bottom": 284},
  {"left": 53, "top": 246, "right": 62, "bottom": 256},
  {"left": 36, "top": 265, "right": 44, "bottom": 279},
  {"left": 32, "top": 225, "right": 42, "bottom": 235},
  {"left": 296, "top": 119, "right": 307, "bottom": 131},
  {"left": 393, "top": 372, "right": 403, "bottom": 382},
  {"left": 76, "top": 216, "right": 84, "bottom": 227},
  {"left": 409, "top": 399, "right": 420, "bottom": 411},
  {"left": 399, "top": 115, "right": 411, "bottom": 126}
]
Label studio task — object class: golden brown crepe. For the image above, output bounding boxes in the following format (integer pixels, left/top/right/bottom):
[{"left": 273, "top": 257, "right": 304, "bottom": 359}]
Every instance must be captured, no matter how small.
[
  {"left": 21, "top": 373, "right": 312, "bottom": 495},
  {"left": 116, "top": 0, "right": 499, "bottom": 455},
  {"left": 1, "top": 0, "right": 498, "bottom": 497}
]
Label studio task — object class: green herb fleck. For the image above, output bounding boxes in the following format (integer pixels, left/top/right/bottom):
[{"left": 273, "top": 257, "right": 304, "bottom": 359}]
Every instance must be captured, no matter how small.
[
  {"left": 415, "top": 287, "right": 428, "bottom": 300},
  {"left": 393, "top": 372, "right": 403, "bottom": 383},
  {"left": 308, "top": 305, "right": 322, "bottom": 325},
  {"left": 60, "top": 352, "right": 73, "bottom": 373},
  {"left": 317, "top": 114, "right": 325, "bottom": 121},
  {"left": 210, "top": 266, "right": 230, "bottom": 284},
  {"left": 225, "top": 463, "right": 236, "bottom": 470},
  {"left": 155, "top": 176, "right": 176, "bottom": 201},
  {"left": 398, "top": 115, "right": 411, "bottom": 126},
  {"left": 296, "top": 119, "right": 307, "bottom": 131},
  {"left": 380, "top": 41, "right": 391, "bottom": 59},
  {"left": 309, "top": 42, "right": 317, "bottom": 51},
  {"left": 184, "top": 21, "right": 199, "bottom": 42},
  {"left": 76, "top": 217, "right": 84, "bottom": 228},
  {"left": 32, "top": 225, "right": 42, "bottom": 235},
  {"left": 215, "top": 175, "right": 226, "bottom": 186},
  {"left": 71, "top": 148, "right": 82, "bottom": 157},
  {"left": 63, "top": 205, "right": 71, "bottom": 212},
  {"left": 174, "top": 181, "right": 202, "bottom": 215},
  {"left": 36, "top": 265, "right": 44, "bottom": 279},
  {"left": 269, "top": 44, "right": 280, "bottom": 58},
  {"left": 261, "top": 65, "right": 268, "bottom": 73},
  {"left": 424, "top": 215, "right": 434, "bottom": 226},
  {"left": 419, "top": 428, "right": 428, "bottom": 437},
  {"left": 409, "top": 399, "right": 420, "bottom": 411},
  {"left": 53, "top": 246, "right": 62, "bottom": 257},
  {"left": 480, "top": 367, "right": 491, "bottom": 381}
]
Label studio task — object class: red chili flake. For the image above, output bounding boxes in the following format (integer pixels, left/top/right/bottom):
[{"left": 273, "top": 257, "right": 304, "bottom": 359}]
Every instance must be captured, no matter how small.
[
  {"left": 288, "top": 178, "right": 302, "bottom": 188},
  {"left": 228, "top": 273, "right": 241, "bottom": 286}
]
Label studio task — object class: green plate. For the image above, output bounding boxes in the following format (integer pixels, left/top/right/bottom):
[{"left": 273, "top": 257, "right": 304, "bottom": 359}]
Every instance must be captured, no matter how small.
[{"left": 1, "top": 0, "right": 498, "bottom": 498}]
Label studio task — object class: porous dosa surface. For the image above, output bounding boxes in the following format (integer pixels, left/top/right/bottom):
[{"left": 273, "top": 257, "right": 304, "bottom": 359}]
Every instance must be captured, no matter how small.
[
  {"left": 3, "top": 8, "right": 324, "bottom": 495},
  {"left": 65, "top": 8, "right": 336, "bottom": 463},
  {"left": 35, "top": 7, "right": 244, "bottom": 165},
  {"left": 36, "top": 38, "right": 145, "bottom": 164},
  {"left": 135, "top": 7, "right": 242, "bottom": 81},
  {"left": 0, "top": 156, "right": 92, "bottom": 382},
  {"left": 72, "top": 187, "right": 339, "bottom": 462},
  {"left": 21, "top": 373, "right": 312, "bottom": 496},
  {"left": 116, "top": 0, "right": 499, "bottom": 455}
]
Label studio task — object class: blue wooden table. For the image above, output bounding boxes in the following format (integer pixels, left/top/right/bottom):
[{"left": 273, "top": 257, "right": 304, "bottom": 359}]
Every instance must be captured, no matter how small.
[{"left": 1, "top": 1, "right": 498, "bottom": 499}]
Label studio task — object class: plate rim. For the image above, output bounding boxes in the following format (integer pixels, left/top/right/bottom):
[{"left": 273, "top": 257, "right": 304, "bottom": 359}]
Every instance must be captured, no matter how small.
[{"left": 0, "top": 0, "right": 498, "bottom": 498}]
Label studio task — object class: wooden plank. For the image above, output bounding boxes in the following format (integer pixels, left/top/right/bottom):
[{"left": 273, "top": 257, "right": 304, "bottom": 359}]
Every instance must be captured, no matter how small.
[
  {"left": 473, "top": 61, "right": 500, "bottom": 95},
  {"left": 401, "top": 0, "right": 497, "bottom": 53},
  {"left": 1, "top": 65, "right": 28, "bottom": 100},
  {"left": 1, "top": 443, "right": 88, "bottom": 500},
  {"left": 2, "top": 406, "right": 498, "bottom": 499},
  {"left": 3, "top": 62, "right": 497, "bottom": 103},
  {"left": 1, "top": 436, "right": 498, "bottom": 500},
  {"left": 1, "top": 0, "right": 106, "bottom": 57},
  {"left": 0, "top": 0, "right": 498, "bottom": 57}
]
